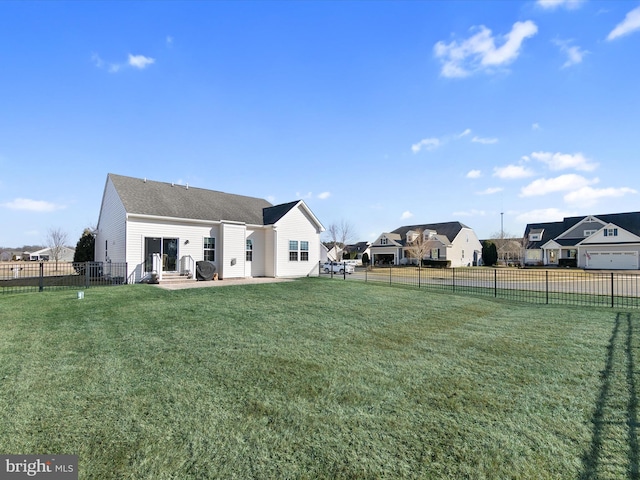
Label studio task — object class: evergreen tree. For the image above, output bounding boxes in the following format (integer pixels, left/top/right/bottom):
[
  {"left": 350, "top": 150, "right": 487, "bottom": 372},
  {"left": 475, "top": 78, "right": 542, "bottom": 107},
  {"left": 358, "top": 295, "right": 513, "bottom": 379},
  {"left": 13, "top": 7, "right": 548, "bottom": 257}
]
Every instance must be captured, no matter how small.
[
  {"left": 482, "top": 241, "right": 498, "bottom": 266},
  {"left": 73, "top": 228, "right": 95, "bottom": 263}
]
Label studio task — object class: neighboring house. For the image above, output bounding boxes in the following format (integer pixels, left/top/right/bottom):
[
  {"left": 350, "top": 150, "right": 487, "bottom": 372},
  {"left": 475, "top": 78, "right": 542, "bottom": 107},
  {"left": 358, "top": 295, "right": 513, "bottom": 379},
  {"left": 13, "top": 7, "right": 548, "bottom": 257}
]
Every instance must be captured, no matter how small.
[
  {"left": 95, "top": 173, "right": 325, "bottom": 282},
  {"left": 29, "top": 246, "right": 75, "bottom": 262},
  {"left": 343, "top": 242, "right": 371, "bottom": 265},
  {"left": 523, "top": 211, "right": 640, "bottom": 270},
  {"left": 324, "top": 243, "right": 343, "bottom": 262},
  {"left": 369, "top": 222, "right": 482, "bottom": 267}
]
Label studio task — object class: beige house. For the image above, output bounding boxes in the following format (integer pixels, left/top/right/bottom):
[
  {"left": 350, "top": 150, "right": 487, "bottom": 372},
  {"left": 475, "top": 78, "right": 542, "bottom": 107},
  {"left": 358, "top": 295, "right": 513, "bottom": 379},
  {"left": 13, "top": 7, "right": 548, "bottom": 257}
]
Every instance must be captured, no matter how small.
[{"left": 369, "top": 222, "right": 482, "bottom": 267}]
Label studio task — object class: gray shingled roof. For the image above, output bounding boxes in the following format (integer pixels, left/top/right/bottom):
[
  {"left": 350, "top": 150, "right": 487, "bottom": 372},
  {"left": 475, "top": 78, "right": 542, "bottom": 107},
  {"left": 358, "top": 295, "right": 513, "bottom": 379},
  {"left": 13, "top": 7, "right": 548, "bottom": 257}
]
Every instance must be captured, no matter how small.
[
  {"left": 108, "top": 173, "right": 273, "bottom": 225},
  {"left": 524, "top": 212, "right": 640, "bottom": 248},
  {"left": 390, "top": 222, "right": 468, "bottom": 246}
]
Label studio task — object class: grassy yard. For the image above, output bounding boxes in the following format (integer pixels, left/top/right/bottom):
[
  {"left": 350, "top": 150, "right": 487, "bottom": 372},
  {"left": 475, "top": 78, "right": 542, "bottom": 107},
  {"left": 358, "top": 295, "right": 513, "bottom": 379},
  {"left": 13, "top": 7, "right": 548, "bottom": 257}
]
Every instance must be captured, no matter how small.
[{"left": 0, "top": 279, "right": 638, "bottom": 479}]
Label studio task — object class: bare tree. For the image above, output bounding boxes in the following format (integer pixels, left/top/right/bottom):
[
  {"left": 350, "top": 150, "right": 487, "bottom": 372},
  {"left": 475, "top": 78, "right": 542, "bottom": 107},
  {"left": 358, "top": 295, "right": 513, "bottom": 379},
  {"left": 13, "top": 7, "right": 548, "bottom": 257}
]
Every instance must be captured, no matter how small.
[
  {"left": 46, "top": 227, "right": 69, "bottom": 271},
  {"left": 324, "top": 220, "right": 356, "bottom": 261},
  {"left": 404, "top": 229, "right": 432, "bottom": 267}
]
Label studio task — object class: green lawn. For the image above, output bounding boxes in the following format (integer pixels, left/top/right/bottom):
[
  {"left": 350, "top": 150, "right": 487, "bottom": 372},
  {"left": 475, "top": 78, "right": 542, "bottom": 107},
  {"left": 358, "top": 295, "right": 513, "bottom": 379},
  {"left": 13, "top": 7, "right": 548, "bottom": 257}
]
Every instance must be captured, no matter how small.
[{"left": 0, "top": 278, "right": 637, "bottom": 479}]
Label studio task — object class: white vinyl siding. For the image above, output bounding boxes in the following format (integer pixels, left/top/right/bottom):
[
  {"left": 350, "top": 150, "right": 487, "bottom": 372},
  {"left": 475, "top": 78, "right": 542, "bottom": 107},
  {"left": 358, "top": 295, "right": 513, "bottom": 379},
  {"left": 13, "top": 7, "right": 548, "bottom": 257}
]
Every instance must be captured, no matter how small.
[
  {"left": 220, "top": 222, "right": 246, "bottom": 279},
  {"left": 95, "top": 178, "right": 127, "bottom": 266},
  {"left": 274, "top": 204, "right": 321, "bottom": 277}
]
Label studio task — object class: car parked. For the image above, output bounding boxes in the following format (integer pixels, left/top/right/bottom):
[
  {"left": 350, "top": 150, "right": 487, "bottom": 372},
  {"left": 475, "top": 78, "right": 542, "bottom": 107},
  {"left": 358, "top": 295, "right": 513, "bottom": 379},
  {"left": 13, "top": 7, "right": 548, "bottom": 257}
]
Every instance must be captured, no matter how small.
[{"left": 322, "top": 261, "right": 355, "bottom": 274}]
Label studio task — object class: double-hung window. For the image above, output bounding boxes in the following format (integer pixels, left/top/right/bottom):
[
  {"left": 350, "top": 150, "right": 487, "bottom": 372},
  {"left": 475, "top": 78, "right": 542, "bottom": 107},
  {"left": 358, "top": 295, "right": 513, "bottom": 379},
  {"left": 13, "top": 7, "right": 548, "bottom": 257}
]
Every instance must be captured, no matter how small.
[
  {"left": 300, "top": 241, "right": 309, "bottom": 261},
  {"left": 604, "top": 228, "right": 618, "bottom": 237},
  {"left": 289, "top": 241, "right": 298, "bottom": 261},
  {"left": 204, "top": 237, "right": 215, "bottom": 261},
  {"left": 246, "top": 239, "right": 253, "bottom": 262}
]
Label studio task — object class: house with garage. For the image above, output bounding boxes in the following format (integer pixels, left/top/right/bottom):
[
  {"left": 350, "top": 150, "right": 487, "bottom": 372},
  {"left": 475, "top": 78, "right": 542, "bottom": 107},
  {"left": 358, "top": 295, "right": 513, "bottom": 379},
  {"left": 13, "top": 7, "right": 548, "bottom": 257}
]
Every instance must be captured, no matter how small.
[
  {"left": 29, "top": 246, "right": 76, "bottom": 262},
  {"left": 369, "top": 222, "right": 482, "bottom": 267},
  {"left": 95, "top": 173, "right": 325, "bottom": 283},
  {"left": 523, "top": 211, "right": 640, "bottom": 270}
]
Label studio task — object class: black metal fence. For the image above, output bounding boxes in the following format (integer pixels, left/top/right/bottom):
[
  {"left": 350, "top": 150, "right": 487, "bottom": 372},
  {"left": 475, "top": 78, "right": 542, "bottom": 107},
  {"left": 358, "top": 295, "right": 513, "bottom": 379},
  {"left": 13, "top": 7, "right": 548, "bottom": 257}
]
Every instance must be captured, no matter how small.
[
  {"left": 0, "top": 262, "right": 128, "bottom": 295},
  {"left": 319, "top": 262, "right": 640, "bottom": 309}
]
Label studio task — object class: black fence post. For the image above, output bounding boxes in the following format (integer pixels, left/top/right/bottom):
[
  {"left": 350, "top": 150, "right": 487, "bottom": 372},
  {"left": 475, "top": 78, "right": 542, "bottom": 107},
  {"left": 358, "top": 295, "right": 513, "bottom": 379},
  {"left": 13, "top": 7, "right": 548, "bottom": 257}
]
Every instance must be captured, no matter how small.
[
  {"left": 39, "top": 262, "right": 44, "bottom": 292},
  {"left": 546, "top": 270, "right": 549, "bottom": 305},
  {"left": 343, "top": 262, "right": 346, "bottom": 280},
  {"left": 453, "top": 268, "right": 456, "bottom": 293},
  {"left": 611, "top": 272, "right": 615, "bottom": 309},
  {"left": 494, "top": 269, "right": 497, "bottom": 298}
]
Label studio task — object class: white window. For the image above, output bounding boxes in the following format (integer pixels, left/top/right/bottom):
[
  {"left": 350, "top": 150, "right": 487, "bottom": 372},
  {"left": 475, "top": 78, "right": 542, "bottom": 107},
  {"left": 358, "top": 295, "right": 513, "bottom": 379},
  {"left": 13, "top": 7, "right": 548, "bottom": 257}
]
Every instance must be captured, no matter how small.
[
  {"left": 204, "top": 237, "right": 215, "bottom": 261},
  {"left": 246, "top": 239, "right": 253, "bottom": 262},
  {"left": 583, "top": 229, "right": 597, "bottom": 237},
  {"left": 529, "top": 233, "right": 541, "bottom": 241},
  {"left": 289, "top": 241, "right": 298, "bottom": 261},
  {"left": 288, "top": 240, "right": 309, "bottom": 262},
  {"left": 431, "top": 248, "right": 438, "bottom": 259},
  {"left": 380, "top": 237, "right": 388, "bottom": 245},
  {"left": 604, "top": 228, "right": 618, "bottom": 237}
]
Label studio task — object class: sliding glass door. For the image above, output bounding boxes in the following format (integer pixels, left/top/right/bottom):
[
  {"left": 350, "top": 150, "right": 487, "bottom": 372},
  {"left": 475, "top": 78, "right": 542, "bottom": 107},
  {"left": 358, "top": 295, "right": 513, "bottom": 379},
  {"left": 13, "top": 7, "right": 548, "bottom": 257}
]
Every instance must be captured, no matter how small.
[{"left": 144, "top": 237, "right": 178, "bottom": 272}]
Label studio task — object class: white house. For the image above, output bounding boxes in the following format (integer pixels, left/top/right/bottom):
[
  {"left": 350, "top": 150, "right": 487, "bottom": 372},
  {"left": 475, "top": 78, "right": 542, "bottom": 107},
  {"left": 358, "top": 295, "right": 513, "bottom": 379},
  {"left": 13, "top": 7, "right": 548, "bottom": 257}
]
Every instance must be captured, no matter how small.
[
  {"left": 95, "top": 174, "right": 325, "bottom": 283},
  {"left": 524, "top": 212, "right": 640, "bottom": 270},
  {"left": 29, "top": 246, "right": 75, "bottom": 262},
  {"left": 369, "top": 222, "right": 482, "bottom": 267}
]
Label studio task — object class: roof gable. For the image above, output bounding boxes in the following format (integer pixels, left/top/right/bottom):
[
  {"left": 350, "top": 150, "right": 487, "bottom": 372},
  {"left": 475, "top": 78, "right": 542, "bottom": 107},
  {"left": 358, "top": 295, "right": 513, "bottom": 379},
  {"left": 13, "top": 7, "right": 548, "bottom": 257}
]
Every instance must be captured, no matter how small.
[{"left": 390, "top": 222, "right": 468, "bottom": 246}]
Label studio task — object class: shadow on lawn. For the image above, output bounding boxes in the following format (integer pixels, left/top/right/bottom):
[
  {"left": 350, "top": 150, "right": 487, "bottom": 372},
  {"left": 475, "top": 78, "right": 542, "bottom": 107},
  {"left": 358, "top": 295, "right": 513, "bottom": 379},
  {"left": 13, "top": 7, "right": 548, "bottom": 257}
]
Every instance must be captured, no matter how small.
[{"left": 580, "top": 312, "right": 640, "bottom": 480}]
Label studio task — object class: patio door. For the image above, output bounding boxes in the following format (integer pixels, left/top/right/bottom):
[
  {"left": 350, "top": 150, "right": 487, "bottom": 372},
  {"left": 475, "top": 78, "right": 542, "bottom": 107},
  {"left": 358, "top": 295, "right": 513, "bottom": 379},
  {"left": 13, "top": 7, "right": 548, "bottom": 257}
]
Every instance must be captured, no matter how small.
[{"left": 144, "top": 237, "right": 178, "bottom": 273}]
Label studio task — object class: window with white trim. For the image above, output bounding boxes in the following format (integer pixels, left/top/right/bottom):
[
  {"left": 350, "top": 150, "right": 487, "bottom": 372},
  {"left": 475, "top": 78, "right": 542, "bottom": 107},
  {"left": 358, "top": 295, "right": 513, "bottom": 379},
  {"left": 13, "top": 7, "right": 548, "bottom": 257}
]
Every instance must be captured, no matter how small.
[
  {"left": 246, "top": 239, "right": 253, "bottom": 262},
  {"left": 380, "top": 237, "right": 388, "bottom": 245},
  {"left": 300, "top": 241, "right": 309, "bottom": 261},
  {"left": 289, "top": 241, "right": 298, "bottom": 261},
  {"left": 584, "top": 229, "right": 597, "bottom": 237},
  {"left": 204, "top": 237, "right": 215, "bottom": 261},
  {"left": 604, "top": 228, "right": 618, "bottom": 237}
]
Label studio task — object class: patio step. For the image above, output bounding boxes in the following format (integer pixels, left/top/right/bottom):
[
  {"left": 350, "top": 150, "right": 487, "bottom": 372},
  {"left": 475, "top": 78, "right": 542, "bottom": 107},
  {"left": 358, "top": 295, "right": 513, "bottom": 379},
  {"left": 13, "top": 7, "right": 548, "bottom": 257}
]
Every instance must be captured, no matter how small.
[{"left": 160, "top": 272, "right": 196, "bottom": 285}]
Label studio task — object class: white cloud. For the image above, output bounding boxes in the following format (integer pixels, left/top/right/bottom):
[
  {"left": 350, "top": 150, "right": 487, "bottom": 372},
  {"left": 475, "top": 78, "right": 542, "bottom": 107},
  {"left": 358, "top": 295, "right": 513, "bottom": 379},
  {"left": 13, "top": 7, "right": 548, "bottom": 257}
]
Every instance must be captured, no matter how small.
[
  {"left": 1, "top": 198, "right": 64, "bottom": 212},
  {"left": 553, "top": 39, "right": 589, "bottom": 68},
  {"left": 434, "top": 21, "right": 538, "bottom": 78},
  {"left": 564, "top": 186, "right": 637, "bottom": 207},
  {"left": 459, "top": 128, "right": 472, "bottom": 137},
  {"left": 477, "top": 187, "right": 503, "bottom": 195},
  {"left": 531, "top": 151, "right": 598, "bottom": 171},
  {"left": 607, "top": 6, "right": 640, "bottom": 41},
  {"left": 266, "top": 195, "right": 276, "bottom": 203},
  {"left": 400, "top": 211, "right": 414, "bottom": 220},
  {"left": 493, "top": 165, "right": 535, "bottom": 179},
  {"left": 516, "top": 207, "right": 577, "bottom": 224},
  {"left": 317, "top": 192, "right": 331, "bottom": 200},
  {"left": 472, "top": 136, "right": 498, "bottom": 144},
  {"left": 537, "top": 0, "right": 584, "bottom": 10},
  {"left": 411, "top": 138, "right": 441, "bottom": 153},
  {"left": 166, "top": 36, "right": 174, "bottom": 46},
  {"left": 466, "top": 169, "right": 482, "bottom": 179},
  {"left": 93, "top": 53, "right": 155, "bottom": 72},
  {"left": 128, "top": 54, "right": 155, "bottom": 69},
  {"left": 296, "top": 191, "right": 312, "bottom": 199},
  {"left": 520, "top": 174, "right": 598, "bottom": 197},
  {"left": 532, "top": 123, "right": 541, "bottom": 130}
]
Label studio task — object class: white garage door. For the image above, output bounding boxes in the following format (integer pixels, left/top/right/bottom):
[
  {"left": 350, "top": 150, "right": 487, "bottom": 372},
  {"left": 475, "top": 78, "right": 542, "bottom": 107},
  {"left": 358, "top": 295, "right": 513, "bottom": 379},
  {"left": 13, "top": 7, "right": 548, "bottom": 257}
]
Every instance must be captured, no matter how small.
[{"left": 586, "top": 251, "right": 639, "bottom": 270}]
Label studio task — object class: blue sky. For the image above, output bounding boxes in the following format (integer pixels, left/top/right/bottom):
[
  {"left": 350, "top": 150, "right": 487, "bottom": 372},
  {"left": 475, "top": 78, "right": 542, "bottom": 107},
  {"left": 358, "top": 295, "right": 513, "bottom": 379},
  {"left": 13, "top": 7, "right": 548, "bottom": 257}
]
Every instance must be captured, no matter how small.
[{"left": 1, "top": 0, "right": 639, "bottom": 248}]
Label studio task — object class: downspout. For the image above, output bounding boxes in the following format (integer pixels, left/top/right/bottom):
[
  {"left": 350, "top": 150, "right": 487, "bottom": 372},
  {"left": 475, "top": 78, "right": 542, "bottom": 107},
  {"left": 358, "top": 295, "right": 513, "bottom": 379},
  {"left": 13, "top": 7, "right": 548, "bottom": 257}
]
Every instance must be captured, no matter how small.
[{"left": 273, "top": 226, "right": 278, "bottom": 278}]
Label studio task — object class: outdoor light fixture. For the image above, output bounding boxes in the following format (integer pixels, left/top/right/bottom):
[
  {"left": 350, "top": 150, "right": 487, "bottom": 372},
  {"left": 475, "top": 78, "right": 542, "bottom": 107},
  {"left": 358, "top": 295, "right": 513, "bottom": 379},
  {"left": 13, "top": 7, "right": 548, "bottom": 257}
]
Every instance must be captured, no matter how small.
[{"left": 184, "top": 240, "right": 189, "bottom": 245}]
